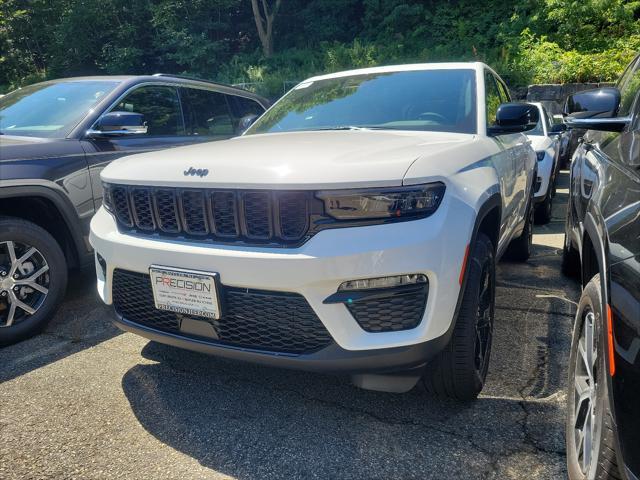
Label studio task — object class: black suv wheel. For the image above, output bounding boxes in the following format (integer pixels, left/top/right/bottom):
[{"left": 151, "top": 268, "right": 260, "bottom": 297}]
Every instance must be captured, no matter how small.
[
  {"left": 0, "top": 217, "right": 68, "bottom": 346},
  {"left": 566, "top": 275, "right": 621, "bottom": 480},
  {"left": 423, "top": 233, "right": 495, "bottom": 401}
]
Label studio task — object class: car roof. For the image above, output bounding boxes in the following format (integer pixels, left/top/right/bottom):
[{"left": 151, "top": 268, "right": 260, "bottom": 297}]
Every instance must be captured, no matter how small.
[
  {"left": 305, "top": 62, "right": 489, "bottom": 82},
  {"left": 21, "top": 74, "right": 267, "bottom": 103}
]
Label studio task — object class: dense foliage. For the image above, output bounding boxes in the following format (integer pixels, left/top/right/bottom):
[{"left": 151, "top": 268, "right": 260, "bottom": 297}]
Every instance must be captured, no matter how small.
[{"left": 1, "top": 0, "right": 639, "bottom": 97}]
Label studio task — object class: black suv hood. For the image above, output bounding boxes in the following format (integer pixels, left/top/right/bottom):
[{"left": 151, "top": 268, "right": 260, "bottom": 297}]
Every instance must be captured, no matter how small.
[{"left": 0, "top": 135, "right": 84, "bottom": 161}]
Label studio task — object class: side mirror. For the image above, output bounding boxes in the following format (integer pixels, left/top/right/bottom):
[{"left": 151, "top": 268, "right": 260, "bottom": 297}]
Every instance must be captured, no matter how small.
[
  {"left": 549, "top": 123, "right": 567, "bottom": 134},
  {"left": 487, "top": 103, "right": 539, "bottom": 136},
  {"left": 563, "top": 87, "right": 631, "bottom": 132},
  {"left": 87, "top": 111, "right": 148, "bottom": 137},
  {"left": 563, "top": 87, "right": 620, "bottom": 119},
  {"left": 238, "top": 113, "right": 259, "bottom": 134}
]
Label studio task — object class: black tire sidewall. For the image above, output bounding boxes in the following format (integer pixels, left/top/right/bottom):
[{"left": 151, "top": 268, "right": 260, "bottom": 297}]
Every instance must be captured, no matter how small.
[
  {"left": 0, "top": 218, "right": 68, "bottom": 345},
  {"left": 450, "top": 233, "right": 496, "bottom": 398}
]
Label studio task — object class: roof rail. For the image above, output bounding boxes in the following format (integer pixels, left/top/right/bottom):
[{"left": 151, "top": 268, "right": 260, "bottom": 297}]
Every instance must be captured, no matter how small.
[{"left": 151, "top": 73, "right": 240, "bottom": 89}]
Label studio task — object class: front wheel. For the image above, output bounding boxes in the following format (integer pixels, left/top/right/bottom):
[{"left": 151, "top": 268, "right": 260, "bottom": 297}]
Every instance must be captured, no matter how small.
[
  {"left": 0, "top": 217, "right": 68, "bottom": 346},
  {"left": 566, "top": 275, "right": 621, "bottom": 480},
  {"left": 423, "top": 233, "right": 495, "bottom": 401}
]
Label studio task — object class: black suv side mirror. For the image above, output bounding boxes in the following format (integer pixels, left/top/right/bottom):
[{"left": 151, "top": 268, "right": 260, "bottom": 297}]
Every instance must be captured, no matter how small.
[
  {"left": 87, "top": 111, "right": 148, "bottom": 137},
  {"left": 563, "top": 87, "right": 631, "bottom": 132},
  {"left": 563, "top": 87, "right": 620, "bottom": 119},
  {"left": 488, "top": 103, "right": 539, "bottom": 136}
]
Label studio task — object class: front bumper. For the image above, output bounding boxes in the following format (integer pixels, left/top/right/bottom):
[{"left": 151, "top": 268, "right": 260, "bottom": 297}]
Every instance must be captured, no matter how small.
[
  {"left": 114, "top": 312, "right": 450, "bottom": 374},
  {"left": 90, "top": 193, "right": 473, "bottom": 357}
]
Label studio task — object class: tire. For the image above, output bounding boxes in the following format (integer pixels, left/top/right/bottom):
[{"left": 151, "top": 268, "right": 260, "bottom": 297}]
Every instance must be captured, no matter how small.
[
  {"left": 535, "top": 179, "right": 555, "bottom": 225},
  {"left": 507, "top": 196, "right": 534, "bottom": 262},
  {"left": 424, "top": 232, "right": 495, "bottom": 401},
  {"left": 0, "top": 217, "right": 68, "bottom": 346},
  {"left": 566, "top": 275, "right": 621, "bottom": 480}
]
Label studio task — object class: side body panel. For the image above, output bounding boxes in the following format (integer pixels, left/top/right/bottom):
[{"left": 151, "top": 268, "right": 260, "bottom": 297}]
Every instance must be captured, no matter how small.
[{"left": 0, "top": 138, "right": 94, "bottom": 261}]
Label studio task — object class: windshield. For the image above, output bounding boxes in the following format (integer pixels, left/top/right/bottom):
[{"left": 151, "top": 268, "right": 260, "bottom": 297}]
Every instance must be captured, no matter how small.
[
  {"left": 527, "top": 106, "right": 549, "bottom": 136},
  {"left": 0, "top": 80, "right": 120, "bottom": 138},
  {"left": 247, "top": 69, "right": 477, "bottom": 135}
]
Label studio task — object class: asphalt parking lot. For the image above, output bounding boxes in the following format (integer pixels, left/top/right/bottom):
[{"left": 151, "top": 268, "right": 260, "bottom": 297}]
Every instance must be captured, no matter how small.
[{"left": 1, "top": 171, "right": 580, "bottom": 480}]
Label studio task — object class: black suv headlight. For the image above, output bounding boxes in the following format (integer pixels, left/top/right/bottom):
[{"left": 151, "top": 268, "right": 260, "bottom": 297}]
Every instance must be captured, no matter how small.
[{"left": 316, "top": 182, "right": 445, "bottom": 221}]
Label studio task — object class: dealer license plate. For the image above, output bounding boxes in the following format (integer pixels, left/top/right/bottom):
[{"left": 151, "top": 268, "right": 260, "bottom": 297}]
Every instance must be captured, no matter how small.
[{"left": 149, "top": 266, "right": 221, "bottom": 319}]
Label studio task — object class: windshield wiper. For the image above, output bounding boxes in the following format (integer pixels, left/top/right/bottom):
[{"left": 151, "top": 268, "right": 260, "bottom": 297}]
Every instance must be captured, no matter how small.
[
  {"left": 309, "top": 125, "right": 397, "bottom": 131},
  {"left": 310, "top": 126, "right": 367, "bottom": 131}
]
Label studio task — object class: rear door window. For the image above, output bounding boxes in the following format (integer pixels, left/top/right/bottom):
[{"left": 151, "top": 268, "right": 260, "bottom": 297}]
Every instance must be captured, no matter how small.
[{"left": 180, "top": 87, "right": 235, "bottom": 139}]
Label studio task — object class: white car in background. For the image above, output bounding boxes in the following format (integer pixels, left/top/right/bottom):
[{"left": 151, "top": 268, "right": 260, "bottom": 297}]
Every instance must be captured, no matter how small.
[
  {"left": 526, "top": 102, "right": 565, "bottom": 224},
  {"left": 90, "top": 63, "right": 539, "bottom": 401}
]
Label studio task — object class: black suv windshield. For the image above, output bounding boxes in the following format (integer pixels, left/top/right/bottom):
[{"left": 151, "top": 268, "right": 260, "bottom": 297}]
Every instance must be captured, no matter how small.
[
  {"left": 0, "top": 80, "right": 119, "bottom": 138},
  {"left": 247, "top": 69, "right": 477, "bottom": 135}
]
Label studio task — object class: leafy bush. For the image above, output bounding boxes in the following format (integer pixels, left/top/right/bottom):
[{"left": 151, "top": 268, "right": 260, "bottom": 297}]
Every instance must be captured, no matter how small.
[{"left": 1, "top": 0, "right": 638, "bottom": 96}]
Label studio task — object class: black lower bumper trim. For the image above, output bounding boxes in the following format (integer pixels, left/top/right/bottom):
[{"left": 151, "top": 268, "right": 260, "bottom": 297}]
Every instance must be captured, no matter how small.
[{"left": 114, "top": 311, "right": 450, "bottom": 375}]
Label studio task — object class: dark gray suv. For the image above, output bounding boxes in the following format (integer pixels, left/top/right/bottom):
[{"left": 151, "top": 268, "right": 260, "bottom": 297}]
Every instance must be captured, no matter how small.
[{"left": 0, "top": 74, "right": 269, "bottom": 345}]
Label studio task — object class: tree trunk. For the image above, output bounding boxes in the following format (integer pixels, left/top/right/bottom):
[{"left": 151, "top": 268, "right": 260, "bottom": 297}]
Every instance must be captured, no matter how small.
[{"left": 250, "top": 0, "right": 281, "bottom": 57}]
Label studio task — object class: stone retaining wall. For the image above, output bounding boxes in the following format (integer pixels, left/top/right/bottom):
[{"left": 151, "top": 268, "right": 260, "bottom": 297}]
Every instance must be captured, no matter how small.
[{"left": 512, "top": 83, "right": 615, "bottom": 116}]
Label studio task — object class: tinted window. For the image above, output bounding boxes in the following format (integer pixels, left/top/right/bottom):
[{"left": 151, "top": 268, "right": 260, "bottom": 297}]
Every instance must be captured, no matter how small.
[
  {"left": 247, "top": 69, "right": 477, "bottom": 135},
  {"left": 109, "top": 85, "right": 183, "bottom": 136},
  {"left": 0, "top": 80, "right": 119, "bottom": 138},
  {"left": 233, "top": 96, "right": 265, "bottom": 118},
  {"left": 181, "top": 87, "right": 234, "bottom": 138},
  {"left": 485, "top": 72, "right": 502, "bottom": 127},
  {"left": 618, "top": 56, "right": 640, "bottom": 116}
]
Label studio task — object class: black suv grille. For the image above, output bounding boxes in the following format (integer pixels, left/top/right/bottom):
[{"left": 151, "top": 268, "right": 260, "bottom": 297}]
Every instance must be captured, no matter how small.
[
  {"left": 112, "top": 269, "right": 332, "bottom": 355},
  {"left": 106, "top": 185, "right": 311, "bottom": 246}
]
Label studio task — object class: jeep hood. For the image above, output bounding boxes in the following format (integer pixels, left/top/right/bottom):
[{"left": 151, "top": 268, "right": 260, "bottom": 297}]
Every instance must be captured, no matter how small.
[{"left": 101, "top": 130, "right": 475, "bottom": 189}]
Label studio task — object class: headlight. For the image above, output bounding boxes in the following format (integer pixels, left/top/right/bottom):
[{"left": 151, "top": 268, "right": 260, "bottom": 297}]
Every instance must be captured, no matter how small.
[
  {"left": 536, "top": 151, "right": 545, "bottom": 162},
  {"left": 102, "top": 183, "right": 114, "bottom": 212},
  {"left": 316, "top": 182, "right": 445, "bottom": 221}
]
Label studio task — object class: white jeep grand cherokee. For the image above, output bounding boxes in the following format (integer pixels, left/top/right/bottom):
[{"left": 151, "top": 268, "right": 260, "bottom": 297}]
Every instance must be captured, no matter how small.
[{"left": 90, "top": 63, "right": 539, "bottom": 400}]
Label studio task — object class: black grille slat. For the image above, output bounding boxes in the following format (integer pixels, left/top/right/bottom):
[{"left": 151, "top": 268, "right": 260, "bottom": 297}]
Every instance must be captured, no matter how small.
[
  {"left": 155, "top": 189, "right": 180, "bottom": 233},
  {"left": 278, "top": 192, "right": 308, "bottom": 240},
  {"left": 131, "top": 188, "right": 155, "bottom": 230},
  {"left": 109, "top": 185, "right": 310, "bottom": 246},
  {"left": 211, "top": 191, "right": 238, "bottom": 237},
  {"left": 242, "top": 192, "right": 272, "bottom": 239},
  {"left": 112, "top": 269, "right": 332, "bottom": 354},
  {"left": 112, "top": 187, "right": 133, "bottom": 227},
  {"left": 347, "top": 286, "right": 428, "bottom": 333},
  {"left": 181, "top": 191, "right": 208, "bottom": 235}
]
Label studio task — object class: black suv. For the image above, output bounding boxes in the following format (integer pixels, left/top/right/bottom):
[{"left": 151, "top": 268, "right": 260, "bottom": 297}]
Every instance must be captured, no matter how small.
[
  {"left": 0, "top": 75, "right": 269, "bottom": 345},
  {"left": 562, "top": 55, "right": 640, "bottom": 480}
]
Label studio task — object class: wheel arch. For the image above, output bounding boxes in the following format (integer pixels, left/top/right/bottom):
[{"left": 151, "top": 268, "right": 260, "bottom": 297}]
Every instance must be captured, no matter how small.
[
  {"left": 581, "top": 212, "right": 610, "bottom": 303},
  {"left": 0, "top": 185, "right": 88, "bottom": 269}
]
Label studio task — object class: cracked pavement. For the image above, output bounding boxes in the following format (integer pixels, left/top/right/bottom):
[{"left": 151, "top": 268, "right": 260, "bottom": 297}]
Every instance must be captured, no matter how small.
[{"left": 0, "top": 172, "right": 579, "bottom": 479}]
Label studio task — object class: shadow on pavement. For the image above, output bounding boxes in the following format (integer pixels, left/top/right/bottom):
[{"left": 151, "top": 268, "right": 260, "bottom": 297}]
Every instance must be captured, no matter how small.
[
  {"left": 0, "top": 268, "right": 121, "bottom": 383},
  {"left": 122, "top": 342, "right": 564, "bottom": 479}
]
